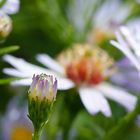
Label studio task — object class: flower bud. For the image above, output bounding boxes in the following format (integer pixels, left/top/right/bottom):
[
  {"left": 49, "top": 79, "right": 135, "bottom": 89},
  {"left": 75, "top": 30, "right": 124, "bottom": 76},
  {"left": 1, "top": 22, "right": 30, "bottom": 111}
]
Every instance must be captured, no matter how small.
[
  {"left": 0, "top": 11, "right": 12, "bottom": 39},
  {"left": 28, "top": 73, "right": 57, "bottom": 132}
]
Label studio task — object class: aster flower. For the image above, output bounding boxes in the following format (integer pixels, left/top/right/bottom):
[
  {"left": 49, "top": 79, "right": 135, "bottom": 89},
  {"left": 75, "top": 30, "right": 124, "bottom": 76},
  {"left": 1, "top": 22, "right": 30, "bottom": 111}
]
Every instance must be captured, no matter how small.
[
  {"left": 28, "top": 74, "right": 57, "bottom": 140},
  {"left": 67, "top": 0, "right": 132, "bottom": 43},
  {"left": 3, "top": 44, "right": 137, "bottom": 117},
  {"left": 0, "top": 97, "right": 33, "bottom": 140},
  {"left": 111, "top": 57, "right": 140, "bottom": 93},
  {"left": 0, "top": 11, "right": 12, "bottom": 38},
  {"left": 0, "top": 0, "right": 20, "bottom": 39},
  {"left": 110, "top": 24, "right": 140, "bottom": 72}
]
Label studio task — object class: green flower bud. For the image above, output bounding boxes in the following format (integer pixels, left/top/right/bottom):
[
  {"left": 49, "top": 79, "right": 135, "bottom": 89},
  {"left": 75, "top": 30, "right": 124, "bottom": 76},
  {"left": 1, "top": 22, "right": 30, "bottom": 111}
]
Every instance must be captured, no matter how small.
[{"left": 28, "top": 73, "right": 57, "bottom": 139}]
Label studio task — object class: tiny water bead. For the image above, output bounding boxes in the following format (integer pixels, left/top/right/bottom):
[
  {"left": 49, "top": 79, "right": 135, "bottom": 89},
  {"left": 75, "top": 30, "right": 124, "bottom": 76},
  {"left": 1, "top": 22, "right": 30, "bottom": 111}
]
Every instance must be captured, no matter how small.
[{"left": 57, "top": 44, "right": 115, "bottom": 85}]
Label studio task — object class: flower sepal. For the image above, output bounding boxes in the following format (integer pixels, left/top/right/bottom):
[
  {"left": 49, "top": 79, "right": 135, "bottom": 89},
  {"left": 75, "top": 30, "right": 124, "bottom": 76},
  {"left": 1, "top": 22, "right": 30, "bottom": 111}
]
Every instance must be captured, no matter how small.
[{"left": 28, "top": 95, "right": 54, "bottom": 132}]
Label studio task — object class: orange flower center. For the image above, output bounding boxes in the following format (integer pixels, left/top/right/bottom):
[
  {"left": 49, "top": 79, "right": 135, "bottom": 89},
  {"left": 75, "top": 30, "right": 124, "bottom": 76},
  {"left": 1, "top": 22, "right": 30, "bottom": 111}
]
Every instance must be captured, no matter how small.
[
  {"left": 57, "top": 44, "right": 115, "bottom": 86},
  {"left": 66, "top": 57, "right": 104, "bottom": 85}
]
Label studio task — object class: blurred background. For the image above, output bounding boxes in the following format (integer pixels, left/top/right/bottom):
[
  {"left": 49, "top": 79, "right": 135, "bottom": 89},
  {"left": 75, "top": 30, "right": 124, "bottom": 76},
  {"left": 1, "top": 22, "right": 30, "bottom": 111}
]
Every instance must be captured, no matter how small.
[{"left": 1, "top": 0, "right": 140, "bottom": 140}]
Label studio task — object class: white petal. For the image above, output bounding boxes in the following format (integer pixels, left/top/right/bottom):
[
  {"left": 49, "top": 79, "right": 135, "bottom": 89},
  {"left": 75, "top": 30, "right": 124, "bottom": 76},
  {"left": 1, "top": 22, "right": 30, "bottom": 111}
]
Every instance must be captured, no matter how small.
[
  {"left": 36, "top": 54, "right": 65, "bottom": 75},
  {"left": 57, "top": 77, "right": 75, "bottom": 90},
  {"left": 79, "top": 86, "right": 111, "bottom": 117},
  {"left": 96, "top": 82, "right": 137, "bottom": 111},
  {"left": 94, "top": 0, "right": 119, "bottom": 26},
  {"left": 1, "top": 0, "right": 20, "bottom": 14},
  {"left": 110, "top": 39, "right": 140, "bottom": 71},
  {"left": 11, "top": 78, "right": 31, "bottom": 86},
  {"left": 3, "top": 68, "right": 26, "bottom": 77},
  {"left": 120, "top": 26, "right": 140, "bottom": 52},
  {"left": 3, "top": 55, "right": 60, "bottom": 77}
]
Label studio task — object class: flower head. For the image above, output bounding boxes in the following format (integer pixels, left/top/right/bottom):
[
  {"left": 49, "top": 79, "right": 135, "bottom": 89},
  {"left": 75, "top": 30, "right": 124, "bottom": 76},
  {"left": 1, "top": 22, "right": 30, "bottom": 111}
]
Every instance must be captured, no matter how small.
[
  {"left": 0, "top": 0, "right": 20, "bottom": 39},
  {"left": 57, "top": 44, "right": 115, "bottom": 85},
  {"left": 67, "top": 0, "right": 132, "bottom": 44},
  {"left": 0, "top": 11, "right": 12, "bottom": 39},
  {"left": 28, "top": 73, "right": 57, "bottom": 102},
  {"left": 28, "top": 74, "right": 57, "bottom": 136},
  {"left": 3, "top": 44, "right": 137, "bottom": 117}
]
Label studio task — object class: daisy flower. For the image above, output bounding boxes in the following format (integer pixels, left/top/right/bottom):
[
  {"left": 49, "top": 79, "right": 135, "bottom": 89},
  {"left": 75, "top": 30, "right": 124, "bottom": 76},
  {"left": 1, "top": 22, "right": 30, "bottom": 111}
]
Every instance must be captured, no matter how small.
[
  {"left": 67, "top": 0, "right": 132, "bottom": 43},
  {"left": 0, "top": 0, "right": 20, "bottom": 38},
  {"left": 3, "top": 44, "right": 137, "bottom": 117},
  {"left": 0, "top": 97, "right": 32, "bottom": 140}
]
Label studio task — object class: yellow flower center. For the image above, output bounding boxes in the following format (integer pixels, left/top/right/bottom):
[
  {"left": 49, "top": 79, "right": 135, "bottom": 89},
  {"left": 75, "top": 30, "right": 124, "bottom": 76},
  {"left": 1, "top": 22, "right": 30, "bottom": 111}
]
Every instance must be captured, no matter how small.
[
  {"left": 11, "top": 127, "right": 32, "bottom": 140},
  {"left": 88, "top": 28, "right": 114, "bottom": 44},
  {"left": 57, "top": 44, "right": 115, "bottom": 85}
]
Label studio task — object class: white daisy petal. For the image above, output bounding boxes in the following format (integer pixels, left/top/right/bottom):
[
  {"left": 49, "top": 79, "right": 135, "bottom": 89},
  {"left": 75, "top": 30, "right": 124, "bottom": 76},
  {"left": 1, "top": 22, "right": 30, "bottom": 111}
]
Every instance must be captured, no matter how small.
[
  {"left": 36, "top": 54, "right": 65, "bottom": 75},
  {"left": 120, "top": 26, "right": 140, "bottom": 51},
  {"left": 11, "top": 78, "right": 31, "bottom": 86},
  {"left": 3, "top": 68, "right": 26, "bottom": 77},
  {"left": 3, "top": 55, "right": 60, "bottom": 77},
  {"left": 1, "top": 0, "right": 20, "bottom": 14},
  {"left": 57, "top": 77, "right": 75, "bottom": 90},
  {"left": 79, "top": 86, "right": 111, "bottom": 117},
  {"left": 96, "top": 82, "right": 137, "bottom": 111},
  {"left": 110, "top": 40, "right": 140, "bottom": 71}
]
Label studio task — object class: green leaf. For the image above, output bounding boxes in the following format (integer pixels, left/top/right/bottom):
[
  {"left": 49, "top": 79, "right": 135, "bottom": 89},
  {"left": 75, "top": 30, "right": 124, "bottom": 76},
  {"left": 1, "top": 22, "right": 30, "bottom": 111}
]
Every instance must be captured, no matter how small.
[
  {"left": 0, "top": 46, "right": 20, "bottom": 55},
  {"left": 0, "top": 77, "right": 21, "bottom": 84}
]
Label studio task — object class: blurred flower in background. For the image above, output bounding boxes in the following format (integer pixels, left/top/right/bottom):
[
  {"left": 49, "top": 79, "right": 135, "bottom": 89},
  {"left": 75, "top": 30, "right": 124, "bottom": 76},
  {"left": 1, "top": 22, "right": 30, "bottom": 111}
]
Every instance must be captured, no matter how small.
[
  {"left": 0, "top": 97, "right": 32, "bottom": 140},
  {"left": 2, "top": 44, "right": 137, "bottom": 117},
  {"left": 111, "top": 57, "right": 140, "bottom": 93},
  {"left": 111, "top": 23, "right": 140, "bottom": 72},
  {"left": 0, "top": 0, "right": 20, "bottom": 39},
  {"left": 67, "top": 0, "right": 132, "bottom": 44}
]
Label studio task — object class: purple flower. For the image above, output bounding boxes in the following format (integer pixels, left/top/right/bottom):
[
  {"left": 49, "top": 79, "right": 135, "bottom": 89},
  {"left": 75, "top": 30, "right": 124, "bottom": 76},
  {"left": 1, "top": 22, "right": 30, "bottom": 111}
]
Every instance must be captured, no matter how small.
[{"left": 29, "top": 74, "right": 57, "bottom": 102}]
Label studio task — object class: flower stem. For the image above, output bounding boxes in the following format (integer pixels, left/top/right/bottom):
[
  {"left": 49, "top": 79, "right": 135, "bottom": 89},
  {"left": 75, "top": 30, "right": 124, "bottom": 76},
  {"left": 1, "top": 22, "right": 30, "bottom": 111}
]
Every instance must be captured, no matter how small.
[
  {"left": 32, "top": 129, "right": 41, "bottom": 140},
  {"left": 103, "top": 98, "right": 140, "bottom": 140}
]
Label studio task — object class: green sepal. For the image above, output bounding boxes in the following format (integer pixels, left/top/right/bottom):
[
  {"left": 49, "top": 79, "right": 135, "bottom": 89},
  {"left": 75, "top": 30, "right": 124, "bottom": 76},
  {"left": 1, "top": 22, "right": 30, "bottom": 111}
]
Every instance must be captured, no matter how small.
[{"left": 28, "top": 95, "right": 54, "bottom": 131}]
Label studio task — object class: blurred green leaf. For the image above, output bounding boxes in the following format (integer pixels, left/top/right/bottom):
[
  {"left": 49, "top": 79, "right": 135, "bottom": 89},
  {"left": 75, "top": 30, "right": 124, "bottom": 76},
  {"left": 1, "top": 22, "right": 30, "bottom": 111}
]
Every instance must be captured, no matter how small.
[
  {"left": 0, "top": 77, "right": 21, "bottom": 84},
  {"left": 0, "top": 46, "right": 20, "bottom": 56}
]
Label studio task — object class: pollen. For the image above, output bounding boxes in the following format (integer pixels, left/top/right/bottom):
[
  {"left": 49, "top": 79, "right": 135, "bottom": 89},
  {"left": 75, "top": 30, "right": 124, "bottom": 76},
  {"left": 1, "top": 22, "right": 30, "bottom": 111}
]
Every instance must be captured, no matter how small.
[{"left": 57, "top": 44, "right": 115, "bottom": 85}]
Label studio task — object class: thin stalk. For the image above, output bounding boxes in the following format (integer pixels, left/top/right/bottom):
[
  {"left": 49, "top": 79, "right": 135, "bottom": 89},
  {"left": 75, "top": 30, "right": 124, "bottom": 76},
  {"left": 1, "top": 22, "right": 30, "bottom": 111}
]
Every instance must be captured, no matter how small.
[{"left": 32, "top": 128, "right": 41, "bottom": 140}]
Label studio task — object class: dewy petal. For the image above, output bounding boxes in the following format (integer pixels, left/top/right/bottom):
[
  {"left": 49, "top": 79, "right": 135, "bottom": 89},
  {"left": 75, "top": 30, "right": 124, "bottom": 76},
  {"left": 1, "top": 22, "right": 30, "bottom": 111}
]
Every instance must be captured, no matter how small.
[
  {"left": 36, "top": 54, "right": 65, "bottom": 75},
  {"left": 79, "top": 86, "right": 112, "bottom": 117},
  {"left": 11, "top": 78, "right": 32, "bottom": 86},
  {"left": 96, "top": 82, "right": 137, "bottom": 111},
  {"left": 57, "top": 77, "right": 75, "bottom": 90},
  {"left": 1, "top": 0, "right": 20, "bottom": 14}
]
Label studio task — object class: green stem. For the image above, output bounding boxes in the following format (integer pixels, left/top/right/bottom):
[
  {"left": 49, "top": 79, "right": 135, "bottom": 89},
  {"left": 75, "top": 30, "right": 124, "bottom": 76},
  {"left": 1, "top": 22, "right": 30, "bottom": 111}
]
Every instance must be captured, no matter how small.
[
  {"left": 103, "top": 98, "right": 140, "bottom": 140},
  {"left": 32, "top": 129, "right": 41, "bottom": 140}
]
